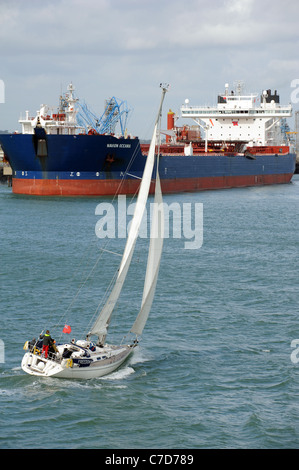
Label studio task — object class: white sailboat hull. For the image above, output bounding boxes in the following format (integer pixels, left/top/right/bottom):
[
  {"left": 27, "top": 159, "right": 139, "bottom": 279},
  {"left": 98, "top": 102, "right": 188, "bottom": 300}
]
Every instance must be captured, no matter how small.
[{"left": 21, "top": 344, "right": 134, "bottom": 379}]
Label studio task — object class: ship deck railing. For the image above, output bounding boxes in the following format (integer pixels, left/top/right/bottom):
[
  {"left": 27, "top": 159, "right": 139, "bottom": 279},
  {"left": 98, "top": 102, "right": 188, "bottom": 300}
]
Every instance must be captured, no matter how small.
[{"left": 181, "top": 108, "right": 292, "bottom": 116}]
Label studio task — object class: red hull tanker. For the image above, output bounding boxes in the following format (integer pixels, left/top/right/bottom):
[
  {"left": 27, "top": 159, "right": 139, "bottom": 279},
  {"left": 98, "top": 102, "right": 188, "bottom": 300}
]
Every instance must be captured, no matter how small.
[{"left": 0, "top": 82, "right": 296, "bottom": 196}]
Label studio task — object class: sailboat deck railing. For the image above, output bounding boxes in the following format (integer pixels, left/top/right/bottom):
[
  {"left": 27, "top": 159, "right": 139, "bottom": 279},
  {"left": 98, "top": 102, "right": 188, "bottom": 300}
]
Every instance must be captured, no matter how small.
[{"left": 27, "top": 344, "right": 60, "bottom": 363}]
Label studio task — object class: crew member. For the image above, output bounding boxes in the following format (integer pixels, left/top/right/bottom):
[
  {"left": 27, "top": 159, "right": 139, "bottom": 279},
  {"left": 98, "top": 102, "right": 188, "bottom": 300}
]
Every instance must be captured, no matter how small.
[{"left": 40, "top": 330, "right": 53, "bottom": 359}]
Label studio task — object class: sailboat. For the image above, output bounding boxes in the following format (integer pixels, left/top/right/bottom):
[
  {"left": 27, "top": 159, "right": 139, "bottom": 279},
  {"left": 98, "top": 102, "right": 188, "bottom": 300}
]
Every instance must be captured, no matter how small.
[{"left": 21, "top": 85, "right": 167, "bottom": 379}]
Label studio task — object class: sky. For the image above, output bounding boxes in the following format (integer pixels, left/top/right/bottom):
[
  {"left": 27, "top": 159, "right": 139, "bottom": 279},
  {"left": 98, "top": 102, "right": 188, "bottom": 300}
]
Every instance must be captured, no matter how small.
[{"left": 1, "top": 0, "right": 299, "bottom": 138}]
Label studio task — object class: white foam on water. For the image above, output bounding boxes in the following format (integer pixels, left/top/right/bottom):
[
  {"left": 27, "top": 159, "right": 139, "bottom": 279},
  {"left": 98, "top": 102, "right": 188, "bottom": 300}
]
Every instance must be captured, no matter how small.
[
  {"left": 129, "top": 345, "right": 151, "bottom": 365},
  {"left": 103, "top": 366, "right": 135, "bottom": 381}
]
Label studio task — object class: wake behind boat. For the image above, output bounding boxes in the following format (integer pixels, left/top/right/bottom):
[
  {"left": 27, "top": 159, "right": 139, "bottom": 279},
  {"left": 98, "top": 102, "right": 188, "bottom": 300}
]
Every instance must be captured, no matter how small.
[{"left": 21, "top": 85, "right": 167, "bottom": 379}]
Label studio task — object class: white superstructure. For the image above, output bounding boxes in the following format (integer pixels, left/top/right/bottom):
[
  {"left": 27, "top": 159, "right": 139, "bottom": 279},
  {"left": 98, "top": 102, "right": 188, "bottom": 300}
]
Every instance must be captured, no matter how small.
[
  {"left": 181, "top": 83, "right": 292, "bottom": 146},
  {"left": 19, "top": 83, "right": 80, "bottom": 135}
]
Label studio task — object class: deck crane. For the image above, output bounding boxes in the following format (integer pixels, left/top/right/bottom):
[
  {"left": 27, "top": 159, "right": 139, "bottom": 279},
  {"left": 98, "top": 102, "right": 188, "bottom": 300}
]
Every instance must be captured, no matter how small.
[{"left": 76, "top": 96, "right": 132, "bottom": 136}]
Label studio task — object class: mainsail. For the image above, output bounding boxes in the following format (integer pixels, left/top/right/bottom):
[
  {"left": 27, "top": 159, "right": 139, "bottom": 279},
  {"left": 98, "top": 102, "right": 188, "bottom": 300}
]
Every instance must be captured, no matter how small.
[
  {"left": 130, "top": 169, "right": 164, "bottom": 336},
  {"left": 88, "top": 87, "right": 167, "bottom": 343}
]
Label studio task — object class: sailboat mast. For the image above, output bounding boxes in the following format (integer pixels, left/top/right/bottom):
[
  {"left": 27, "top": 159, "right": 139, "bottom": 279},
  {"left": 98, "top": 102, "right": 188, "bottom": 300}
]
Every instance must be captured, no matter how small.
[
  {"left": 155, "top": 84, "right": 168, "bottom": 140},
  {"left": 87, "top": 85, "right": 168, "bottom": 345},
  {"left": 130, "top": 85, "right": 167, "bottom": 337}
]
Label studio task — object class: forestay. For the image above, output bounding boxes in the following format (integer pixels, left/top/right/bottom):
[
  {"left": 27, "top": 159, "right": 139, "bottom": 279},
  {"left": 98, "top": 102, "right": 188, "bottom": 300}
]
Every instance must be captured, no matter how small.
[
  {"left": 88, "top": 86, "right": 167, "bottom": 343},
  {"left": 130, "top": 169, "right": 164, "bottom": 336}
]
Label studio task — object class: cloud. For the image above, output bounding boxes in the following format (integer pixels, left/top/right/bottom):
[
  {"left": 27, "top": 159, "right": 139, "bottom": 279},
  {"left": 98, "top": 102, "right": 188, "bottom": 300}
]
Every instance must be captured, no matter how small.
[
  {"left": 2, "top": 0, "right": 294, "bottom": 55},
  {"left": 0, "top": 0, "right": 299, "bottom": 136},
  {"left": 226, "top": 0, "right": 253, "bottom": 15}
]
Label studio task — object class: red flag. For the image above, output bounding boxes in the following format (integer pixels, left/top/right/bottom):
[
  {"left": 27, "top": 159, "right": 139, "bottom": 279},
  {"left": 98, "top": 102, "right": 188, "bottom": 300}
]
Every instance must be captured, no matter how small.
[{"left": 63, "top": 324, "right": 72, "bottom": 334}]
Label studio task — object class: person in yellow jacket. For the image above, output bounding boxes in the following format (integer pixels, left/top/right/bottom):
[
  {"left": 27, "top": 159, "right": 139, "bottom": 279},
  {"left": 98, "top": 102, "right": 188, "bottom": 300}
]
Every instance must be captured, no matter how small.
[{"left": 40, "top": 330, "right": 53, "bottom": 359}]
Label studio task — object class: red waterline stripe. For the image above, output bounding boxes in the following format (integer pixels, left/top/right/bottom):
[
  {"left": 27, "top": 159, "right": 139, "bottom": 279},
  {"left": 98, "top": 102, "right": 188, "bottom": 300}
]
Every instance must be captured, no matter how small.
[{"left": 12, "top": 173, "right": 294, "bottom": 196}]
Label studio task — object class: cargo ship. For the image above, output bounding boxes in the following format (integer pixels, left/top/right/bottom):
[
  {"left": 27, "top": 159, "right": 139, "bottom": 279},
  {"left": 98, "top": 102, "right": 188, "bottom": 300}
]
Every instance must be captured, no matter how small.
[{"left": 0, "top": 82, "right": 295, "bottom": 196}]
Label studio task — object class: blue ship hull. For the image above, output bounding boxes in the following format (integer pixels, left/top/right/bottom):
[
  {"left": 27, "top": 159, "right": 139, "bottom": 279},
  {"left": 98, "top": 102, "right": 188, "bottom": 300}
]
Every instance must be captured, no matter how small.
[{"left": 0, "top": 133, "right": 296, "bottom": 195}]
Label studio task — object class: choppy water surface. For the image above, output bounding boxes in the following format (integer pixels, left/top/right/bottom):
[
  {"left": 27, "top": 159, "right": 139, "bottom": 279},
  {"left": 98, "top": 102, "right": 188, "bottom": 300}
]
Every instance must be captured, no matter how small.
[{"left": 0, "top": 177, "right": 299, "bottom": 449}]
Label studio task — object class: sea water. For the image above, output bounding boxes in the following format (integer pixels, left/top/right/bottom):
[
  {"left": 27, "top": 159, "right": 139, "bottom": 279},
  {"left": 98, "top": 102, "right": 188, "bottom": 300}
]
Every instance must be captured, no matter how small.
[{"left": 0, "top": 177, "right": 299, "bottom": 449}]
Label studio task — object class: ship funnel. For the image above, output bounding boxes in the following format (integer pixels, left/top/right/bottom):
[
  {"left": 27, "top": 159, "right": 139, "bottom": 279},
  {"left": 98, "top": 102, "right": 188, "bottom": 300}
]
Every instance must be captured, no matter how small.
[{"left": 166, "top": 109, "right": 175, "bottom": 143}]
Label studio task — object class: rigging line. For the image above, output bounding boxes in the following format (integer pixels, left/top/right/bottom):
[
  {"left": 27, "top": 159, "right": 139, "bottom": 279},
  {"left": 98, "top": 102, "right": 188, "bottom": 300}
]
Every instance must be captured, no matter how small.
[
  {"left": 55, "top": 239, "right": 111, "bottom": 326},
  {"left": 85, "top": 144, "right": 140, "bottom": 220},
  {"left": 44, "top": 139, "right": 142, "bottom": 334},
  {"left": 47, "top": 236, "right": 100, "bottom": 329},
  {"left": 53, "top": 230, "right": 115, "bottom": 330},
  {"left": 108, "top": 141, "right": 141, "bottom": 204},
  {"left": 57, "top": 245, "right": 120, "bottom": 342},
  {"left": 99, "top": 118, "right": 155, "bottom": 206},
  {"left": 84, "top": 99, "right": 164, "bottom": 340},
  {"left": 50, "top": 223, "right": 118, "bottom": 328},
  {"left": 84, "top": 226, "right": 145, "bottom": 338},
  {"left": 53, "top": 125, "right": 150, "bottom": 333},
  {"left": 84, "top": 268, "right": 119, "bottom": 336},
  {"left": 54, "top": 176, "right": 136, "bottom": 332},
  {"left": 54, "top": 166, "right": 136, "bottom": 330},
  {"left": 63, "top": 225, "right": 127, "bottom": 334},
  {"left": 99, "top": 248, "right": 122, "bottom": 257},
  {"left": 126, "top": 173, "right": 142, "bottom": 180}
]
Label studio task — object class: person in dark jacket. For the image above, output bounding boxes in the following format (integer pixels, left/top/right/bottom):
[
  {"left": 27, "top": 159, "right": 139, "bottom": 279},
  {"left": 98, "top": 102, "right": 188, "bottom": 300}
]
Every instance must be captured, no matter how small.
[
  {"left": 28, "top": 338, "right": 36, "bottom": 351},
  {"left": 40, "top": 330, "right": 53, "bottom": 359}
]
